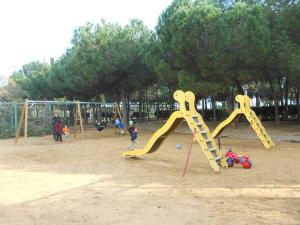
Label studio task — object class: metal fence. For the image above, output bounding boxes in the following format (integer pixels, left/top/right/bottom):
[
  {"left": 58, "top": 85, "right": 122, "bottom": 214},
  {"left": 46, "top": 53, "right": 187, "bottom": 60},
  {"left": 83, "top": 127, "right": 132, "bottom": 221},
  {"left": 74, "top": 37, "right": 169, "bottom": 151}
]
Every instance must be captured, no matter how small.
[{"left": 0, "top": 102, "right": 24, "bottom": 138}]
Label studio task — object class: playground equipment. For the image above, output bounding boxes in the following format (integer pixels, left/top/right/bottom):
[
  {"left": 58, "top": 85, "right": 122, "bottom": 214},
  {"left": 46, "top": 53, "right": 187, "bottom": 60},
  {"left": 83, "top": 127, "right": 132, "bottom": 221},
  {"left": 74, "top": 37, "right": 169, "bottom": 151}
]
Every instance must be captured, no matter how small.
[
  {"left": 15, "top": 99, "right": 84, "bottom": 143},
  {"left": 12, "top": 99, "right": 119, "bottom": 142},
  {"left": 212, "top": 95, "right": 274, "bottom": 149},
  {"left": 95, "top": 120, "right": 107, "bottom": 132},
  {"left": 123, "top": 90, "right": 228, "bottom": 173},
  {"left": 226, "top": 149, "right": 252, "bottom": 169}
]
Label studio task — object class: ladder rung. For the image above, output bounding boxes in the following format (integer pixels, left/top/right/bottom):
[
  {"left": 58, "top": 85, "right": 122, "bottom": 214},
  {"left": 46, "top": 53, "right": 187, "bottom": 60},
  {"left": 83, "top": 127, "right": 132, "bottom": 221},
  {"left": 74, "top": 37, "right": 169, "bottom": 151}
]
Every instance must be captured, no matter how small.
[
  {"left": 205, "top": 139, "right": 211, "bottom": 143},
  {"left": 196, "top": 122, "right": 202, "bottom": 126},
  {"left": 214, "top": 156, "right": 222, "bottom": 161},
  {"left": 192, "top": 115, "right": 198, "bottom": 118},
  {"left": 200, "top": 130, "right": 207, "bottom": 134},
  {"left": 209, "top": 147, "right": 217, "bottom": 152}
]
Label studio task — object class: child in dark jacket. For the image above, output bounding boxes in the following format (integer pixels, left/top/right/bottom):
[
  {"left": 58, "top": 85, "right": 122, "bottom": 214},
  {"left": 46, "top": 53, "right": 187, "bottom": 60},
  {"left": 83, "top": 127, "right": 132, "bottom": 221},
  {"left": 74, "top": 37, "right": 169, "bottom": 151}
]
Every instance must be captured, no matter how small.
[
  {"left": 128, "top": 126, "right": 138, "bottom": 149},
  {"left": 53, "top": 120, "right": 62, "bottom": 143}
]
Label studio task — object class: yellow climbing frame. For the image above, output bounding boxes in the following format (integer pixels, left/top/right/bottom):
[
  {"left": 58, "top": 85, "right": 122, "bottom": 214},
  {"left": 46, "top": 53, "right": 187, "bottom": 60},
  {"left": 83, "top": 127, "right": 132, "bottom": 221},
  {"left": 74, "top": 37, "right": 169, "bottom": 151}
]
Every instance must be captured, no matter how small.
[
  {"left": 122, "top": 90, "right": 228, "bottom": 173},
  {"left": 211, "top": 95, "right": 274, "bottom": 149}
]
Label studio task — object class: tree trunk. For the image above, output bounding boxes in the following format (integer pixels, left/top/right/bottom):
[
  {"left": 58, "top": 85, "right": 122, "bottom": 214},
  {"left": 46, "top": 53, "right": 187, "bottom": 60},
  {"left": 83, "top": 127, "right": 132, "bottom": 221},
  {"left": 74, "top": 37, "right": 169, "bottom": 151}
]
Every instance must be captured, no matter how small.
[
  {"left": 145, "top": 89, "right": 150, "bottom": 121},
  {"left": 221, "top": 101, "right": 225, "bottom": 120},
  {"left": 269, "top": 80, "right": 279, "bottom": 124},
  {"left": 279, "top": 78, "right": 284, "bottom": 106},
  {"left": 236, "top": 80, "right": 244, "bottom": 94},
  {"left": 138, "top": 90, "right": 143, "bottom": 122},
  {"left": 115, "top": 90, "right": 121, "bottom": 108},
  {"left": 168, "top": 85, "right": 174, "bottom": 111},
  {"left": 156, "top": 101, "right": 159, "bottom": 120},
  {"left": 284, "top": 77, "right": 289, "bottom": 121},
  {"left": 255, "top": 93, "right": 260, "bottom": 108},
  {"left": 142, "top": 92, "right": 146, "bottom": 122},
  {"left": 83, "top": 105, "right": 88, "bottom": 125},
  {"left": 127, "top": 95, "right": 130, "bottom": 124},
  {"left": 226, "top": 86, "right": 237, "bottom": 128},
  {"left": 212, "top": 96, "right": 217, "bottom": 121},
  {"left": 226, "top": 89, "right": 234, "bottom": 115},
  {"left": 121, "top": 89, "right": 128, "bottom": 127},
  {"left": 297, "top": 85, "right": 300, "bottom": 121},
  {"left": 274, "top": 95, "right": 279, "bottom": 124},
  {"left": 201, "top": 98, "right": 205, "bottom": 119}
]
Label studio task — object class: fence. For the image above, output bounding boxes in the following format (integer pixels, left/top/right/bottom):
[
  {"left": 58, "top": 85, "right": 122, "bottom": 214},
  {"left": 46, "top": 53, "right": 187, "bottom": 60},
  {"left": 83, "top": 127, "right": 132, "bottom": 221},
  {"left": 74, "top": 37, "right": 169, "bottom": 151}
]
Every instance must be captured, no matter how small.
[{"left": 0, "top": 102, "right": 24, "bottom": 138}]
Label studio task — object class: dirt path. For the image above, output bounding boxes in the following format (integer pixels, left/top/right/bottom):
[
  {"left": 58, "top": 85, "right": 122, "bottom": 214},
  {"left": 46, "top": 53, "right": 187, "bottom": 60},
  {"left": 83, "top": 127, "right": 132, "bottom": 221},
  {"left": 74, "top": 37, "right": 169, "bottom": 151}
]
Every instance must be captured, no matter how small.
[{"left": 0, "top": 125, "right": 299, "bottom": 225}]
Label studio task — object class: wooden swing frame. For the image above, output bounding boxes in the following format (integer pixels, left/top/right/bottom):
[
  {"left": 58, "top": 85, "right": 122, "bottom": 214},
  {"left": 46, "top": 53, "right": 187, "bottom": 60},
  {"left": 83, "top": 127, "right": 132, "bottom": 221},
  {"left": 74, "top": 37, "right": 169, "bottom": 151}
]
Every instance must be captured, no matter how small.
[{"left": 14, "top": 99, "right": 84, "bottom": 144}]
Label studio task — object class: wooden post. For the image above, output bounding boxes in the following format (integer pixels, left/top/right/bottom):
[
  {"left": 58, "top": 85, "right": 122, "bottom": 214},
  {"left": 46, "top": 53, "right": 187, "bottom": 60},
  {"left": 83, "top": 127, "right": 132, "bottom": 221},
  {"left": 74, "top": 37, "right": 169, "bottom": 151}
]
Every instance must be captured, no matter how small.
[
  {"left": 116, "top": 103, "right": 124, "bottom": 125},
  {"left": 77, "top": 101, "right": 84, "bottom": 139},
  {"left": 74, "top": 103, "right": 78, "bottom": 139},
  {"left": 74, "top": 101, "right": 84, "bottom": 140},
  {"left": 15, "top": 99, "right": 27, "bottom": 144}
]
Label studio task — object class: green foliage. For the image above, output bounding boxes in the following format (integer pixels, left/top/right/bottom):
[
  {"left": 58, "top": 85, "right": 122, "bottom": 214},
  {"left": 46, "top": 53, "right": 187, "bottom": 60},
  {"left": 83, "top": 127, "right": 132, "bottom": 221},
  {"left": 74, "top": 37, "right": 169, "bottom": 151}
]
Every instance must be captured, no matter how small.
[
  {"left": 6, "top": 0, "right": 300, "bottom": 121},
  {"left": 219, "top": 2, "right": 270, "bottom": 84},
  {"left": 154, "top": 0, "right": 224, "bottom": 95},
  {"left": 0, "top": 104, "right": 16, "bottom": 138},
  {"left": 0, "top": 79, "right": 28, "bottom": 101},
  {"left": 46, "top": 20, "right": 155, "bottom": 101},
  {"left": 12, "top": 61, "right": 51, "bottom": 99}
]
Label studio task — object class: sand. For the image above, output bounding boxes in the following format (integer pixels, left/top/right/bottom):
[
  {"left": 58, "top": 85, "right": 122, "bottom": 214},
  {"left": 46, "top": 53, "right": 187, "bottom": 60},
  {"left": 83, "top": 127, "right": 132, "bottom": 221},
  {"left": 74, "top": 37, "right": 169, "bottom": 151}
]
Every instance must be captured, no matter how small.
[{"left": 0, "top": 122, "right": 300, "bottom": 225}]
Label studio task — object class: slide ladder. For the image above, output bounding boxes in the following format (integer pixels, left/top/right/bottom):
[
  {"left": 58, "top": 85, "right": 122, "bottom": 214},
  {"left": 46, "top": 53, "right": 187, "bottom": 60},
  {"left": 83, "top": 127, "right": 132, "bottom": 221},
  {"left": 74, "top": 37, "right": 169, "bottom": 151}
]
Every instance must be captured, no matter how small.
[
  {"left": 212, "top": 95, "right": 274, "bottom": 149},
  {"left": 122, "top": 90, "right": 228, "bottom": 172}
]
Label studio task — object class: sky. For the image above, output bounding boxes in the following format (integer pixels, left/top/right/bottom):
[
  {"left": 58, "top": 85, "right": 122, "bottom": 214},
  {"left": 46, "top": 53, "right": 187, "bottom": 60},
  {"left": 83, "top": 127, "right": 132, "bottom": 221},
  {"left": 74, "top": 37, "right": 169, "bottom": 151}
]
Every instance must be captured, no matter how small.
[{"left": 0, "top": 0, "right": 172, "bottom": 85}]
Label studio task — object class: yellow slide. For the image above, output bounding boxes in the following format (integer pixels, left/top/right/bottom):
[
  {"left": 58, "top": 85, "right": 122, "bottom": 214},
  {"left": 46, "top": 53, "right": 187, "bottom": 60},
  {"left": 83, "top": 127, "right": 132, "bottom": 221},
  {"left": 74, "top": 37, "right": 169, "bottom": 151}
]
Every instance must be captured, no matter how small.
[
  {"left": 122, "top": 90, "right": 228, "bottom": 173},
  {"left": 122, "top": 111, "right": 184, "bottom": 157},
  {"left": 212, "top": 95, "right": 274, "bottom": 149}
]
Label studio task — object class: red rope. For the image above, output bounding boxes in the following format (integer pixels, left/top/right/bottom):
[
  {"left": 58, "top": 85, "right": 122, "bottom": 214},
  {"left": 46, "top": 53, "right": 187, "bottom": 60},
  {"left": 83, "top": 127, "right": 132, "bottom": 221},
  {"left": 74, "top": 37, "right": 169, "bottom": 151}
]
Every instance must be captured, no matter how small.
[{"left": 182, "top": 131, "right": 196, "bottom": 178}]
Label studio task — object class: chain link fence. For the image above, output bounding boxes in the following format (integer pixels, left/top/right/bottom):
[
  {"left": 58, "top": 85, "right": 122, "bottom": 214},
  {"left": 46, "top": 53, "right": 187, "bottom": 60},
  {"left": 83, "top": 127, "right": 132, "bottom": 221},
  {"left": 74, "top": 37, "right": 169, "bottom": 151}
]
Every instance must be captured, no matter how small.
[{"left": 0, "top": 102, "right": 24, "bottom": 138}]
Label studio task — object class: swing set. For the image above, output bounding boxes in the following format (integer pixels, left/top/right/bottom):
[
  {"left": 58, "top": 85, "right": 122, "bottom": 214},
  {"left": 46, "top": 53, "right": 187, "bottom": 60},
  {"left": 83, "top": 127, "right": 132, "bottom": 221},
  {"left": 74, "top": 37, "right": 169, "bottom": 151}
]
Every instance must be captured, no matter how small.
[{"left": 14, "top": 99, "right": 106, "bottom": 143}]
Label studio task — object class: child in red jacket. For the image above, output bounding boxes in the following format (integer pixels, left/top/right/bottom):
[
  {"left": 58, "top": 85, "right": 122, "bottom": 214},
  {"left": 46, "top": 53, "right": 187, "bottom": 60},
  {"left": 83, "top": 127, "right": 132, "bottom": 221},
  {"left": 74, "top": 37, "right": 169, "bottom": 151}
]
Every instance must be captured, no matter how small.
[{"left": 53, "top": 120, "right": 62, "bottom": 143}]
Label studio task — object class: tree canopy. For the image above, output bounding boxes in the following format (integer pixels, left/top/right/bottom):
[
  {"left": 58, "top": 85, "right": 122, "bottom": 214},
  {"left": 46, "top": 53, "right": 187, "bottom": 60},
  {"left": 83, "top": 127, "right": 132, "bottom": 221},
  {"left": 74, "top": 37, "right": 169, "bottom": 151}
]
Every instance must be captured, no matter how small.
[{"left": 6, "top": 0, "right": 300, "bottom": 121}]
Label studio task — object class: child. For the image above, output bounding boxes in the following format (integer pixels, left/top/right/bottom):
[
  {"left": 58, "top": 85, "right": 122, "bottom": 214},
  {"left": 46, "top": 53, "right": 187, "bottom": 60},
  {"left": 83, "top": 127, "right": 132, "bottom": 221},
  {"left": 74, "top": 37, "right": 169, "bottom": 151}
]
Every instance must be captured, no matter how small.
[
  {"left": 51, "top": 112, "right": 60, "bottom": 140},
  {"left": 128, "top": 126, "right": 138, "bottom": 149},
  {"left": 114, "top": 116, "right": 124, "bottom": 129},
  {"left": 62, "top": 125, "right": 70, "bottom": 136},
  {"left": 114, "top": 116, "right": 125, "bottom": 135},
  {"left": 53, "top": 120, "right": 62, "bottom": 143},
  {"left": 128, "top": 116, "right": 134, "bottom": 134},
  {"left": 129, "top": 115, "right": 135, "bottom": 126}
]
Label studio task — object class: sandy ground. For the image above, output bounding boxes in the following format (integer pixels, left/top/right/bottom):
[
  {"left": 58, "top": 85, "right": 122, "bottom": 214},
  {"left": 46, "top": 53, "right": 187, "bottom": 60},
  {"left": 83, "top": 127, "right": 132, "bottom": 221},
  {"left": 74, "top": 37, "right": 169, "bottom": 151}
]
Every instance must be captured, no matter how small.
[{"left": 0, "top": 122, "right": 300, "bottom": 225}]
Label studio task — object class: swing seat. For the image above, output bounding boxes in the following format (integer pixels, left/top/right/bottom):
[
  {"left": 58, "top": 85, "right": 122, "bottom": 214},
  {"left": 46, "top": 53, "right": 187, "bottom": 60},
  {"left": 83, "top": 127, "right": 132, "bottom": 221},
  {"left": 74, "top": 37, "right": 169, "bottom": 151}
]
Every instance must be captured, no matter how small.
[{"left": 95, "top": 121, "right": 107, "bottom": 132}]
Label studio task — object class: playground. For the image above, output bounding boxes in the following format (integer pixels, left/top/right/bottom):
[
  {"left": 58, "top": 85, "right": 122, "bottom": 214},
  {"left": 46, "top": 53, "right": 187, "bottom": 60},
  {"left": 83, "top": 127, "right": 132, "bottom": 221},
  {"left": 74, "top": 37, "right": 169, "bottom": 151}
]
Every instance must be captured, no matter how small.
[
  {"left": 0, "top": 0, "right": 300, "bottom": 224},
  {"left": 0, "top": 122, "right": 300, "bottom": 225}
]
